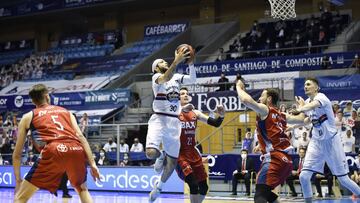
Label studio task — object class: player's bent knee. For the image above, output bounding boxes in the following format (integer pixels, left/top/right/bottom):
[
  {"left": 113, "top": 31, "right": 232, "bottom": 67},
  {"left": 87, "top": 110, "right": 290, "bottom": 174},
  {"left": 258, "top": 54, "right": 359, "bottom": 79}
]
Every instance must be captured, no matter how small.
[
  {"left": 299, "top": 170, "right": 312, "bottom": 183},
  {"left": 198, "top": 181, "right": 208, "bottom": 195}
]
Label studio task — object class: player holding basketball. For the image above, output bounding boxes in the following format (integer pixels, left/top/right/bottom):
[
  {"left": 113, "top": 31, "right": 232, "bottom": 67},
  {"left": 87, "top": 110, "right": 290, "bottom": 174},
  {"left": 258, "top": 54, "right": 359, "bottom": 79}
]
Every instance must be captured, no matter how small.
[
  {"left": 13, "top": 84, "right": 100, "bottom": 203},
  {"left": 177, "top": 87, "right": 224, "bottom": 203},
  {"left": 287, "top": 78, "right": 360, "bottom": 203},
  {"left": 146, "top": 45, "right": 196, "bottom": 202},
  {"left": 236, "top": 80, "right": 293, "bottom": 203}
]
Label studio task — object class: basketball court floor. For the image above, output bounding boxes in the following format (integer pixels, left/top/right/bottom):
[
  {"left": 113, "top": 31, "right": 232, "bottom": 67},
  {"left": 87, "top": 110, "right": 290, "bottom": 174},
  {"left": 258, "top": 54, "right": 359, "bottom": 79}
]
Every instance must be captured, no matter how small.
[{"left": 0, "top": 188, "right": 358, "bottom": 203}]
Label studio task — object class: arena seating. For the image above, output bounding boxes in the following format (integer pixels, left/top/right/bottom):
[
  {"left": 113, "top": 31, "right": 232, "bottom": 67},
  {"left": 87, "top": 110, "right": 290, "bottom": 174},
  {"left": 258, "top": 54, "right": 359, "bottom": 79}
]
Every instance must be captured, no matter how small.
[{"left": 0, "top": 49, "right": 33, "bottom": 66}]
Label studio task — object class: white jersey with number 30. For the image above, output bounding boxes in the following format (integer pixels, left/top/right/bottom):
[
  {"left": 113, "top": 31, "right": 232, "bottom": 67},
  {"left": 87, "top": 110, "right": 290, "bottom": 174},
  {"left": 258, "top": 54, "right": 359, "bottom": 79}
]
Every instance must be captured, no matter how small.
[
  {"left": 152, "top": 73, "right": 185, "bottom": 116},
  {"left": 305, "top": 93, "right": 337, "bottom": 140}
]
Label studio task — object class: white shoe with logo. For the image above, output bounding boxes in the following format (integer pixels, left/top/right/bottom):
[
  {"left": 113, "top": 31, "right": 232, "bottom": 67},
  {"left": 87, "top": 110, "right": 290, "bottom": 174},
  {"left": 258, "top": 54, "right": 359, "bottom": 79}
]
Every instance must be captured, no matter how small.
[
  {"left": 154, "top": 152, "right": 165, "bottom": 174},
  {"left": 149, "top": 181, "right": 161, "bottom": 202}
]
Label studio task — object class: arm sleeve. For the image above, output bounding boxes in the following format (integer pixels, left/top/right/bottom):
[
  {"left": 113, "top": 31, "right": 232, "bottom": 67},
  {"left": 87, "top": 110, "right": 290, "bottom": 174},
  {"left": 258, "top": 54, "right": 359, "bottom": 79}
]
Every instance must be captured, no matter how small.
[
  {"left": 181, "top": 64, "right": 196, "bottom": 84},
  {"left": 207, "top": 116, "right": 224, "bottom": 127}
]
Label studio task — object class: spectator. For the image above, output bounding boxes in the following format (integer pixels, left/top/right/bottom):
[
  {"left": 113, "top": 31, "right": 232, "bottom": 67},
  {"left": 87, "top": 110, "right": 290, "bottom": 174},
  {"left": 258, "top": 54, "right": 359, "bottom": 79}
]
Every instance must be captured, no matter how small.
[
  {"left": 335, "top": 111, "right": 345, "bottom": 131},
  {"left": 130, "top": 138, "right": 144, "bottom": 152},
  {"left": 215, "top": 48, "right": 226, "bottom": 62},
  {"left": 96, "top": 149, "right": 109, "bottom": 166},
  {"left": 119, "top": 153, "right": 130, "bottom": 167},
  {"left": 313, "top": 164, "right": 334, "bottom": 198},
  {"left": 26, "top": 151, "right": 35, "bottom": 166},
  {"left": 103, "top": 137, "right": 117, "bottom": 152},
  {"left": 0, "top": 153, "right": 3, "bottom": 165},
  {"left": 351, "top": 153, "right": 360, "bottom": 184},
  {"left": 54, "top": 173, "right": 72, "bottom": 198},
  {"left": 298, "top": 131, "right": 310, "bottom": 149},
  {"left": 3, "top": 115, "right": 13, "bottom": 128},
  {"left": 286, "top": 147, "right": 306, "bottom": 197},
  {"left": 242, "top": 128, "right": 253, "bottom": 152},
  {"left": 0, "top": 137, "right": 11, "bottom": 163},
  {"left": 343, "top": 102, "right": 355, "bottom": 119},
  {"left": 119, "top": 138, "right": 129, "bottom": 153},
  {"left": 279, "top": 104, "right": 287, "bottom": 113},
  {"left": 350, "top": 54, "right": 360, "bottom": 72},
  {"left": 217, "top": 72, "right": 230, "bottom": 91},
  {"left": 80, "top": 113, "right": 89, "bottom": 136},
  {"left": 333, "top": 103, "right": 340, "bottom": 115},
  {"left": 232, "top": 73, "right": 245, "bottom": 91},
  {"left": 231, "top": 149, "right": 255, "bottom": 196},
  {"left": 342, "top": 129, "right": 355, "bottom": 153},
  {"left": 345, "top": 110, "right": 357, "bottom": 128}
]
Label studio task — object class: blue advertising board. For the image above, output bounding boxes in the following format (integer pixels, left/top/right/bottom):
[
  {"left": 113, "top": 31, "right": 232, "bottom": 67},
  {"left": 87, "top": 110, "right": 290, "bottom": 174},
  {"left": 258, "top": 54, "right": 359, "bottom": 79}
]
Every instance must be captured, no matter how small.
[
  {"left": 144, "top": 22, "right": 188, "bottom": 37},
  {"left": 0, "top": 166, "right": 183, "bottom": 193},
  {"left": 294, "top": 75, "right": 360, "bottom": 109},
  {"left": 178, "top": 51, "right": 359, "bottom": 77},
  {"left": 206, "top": 153, "right": 358, "bottom": 181},
  {"left": 0, "top": 89, "right": 130, "bottom": 112}
]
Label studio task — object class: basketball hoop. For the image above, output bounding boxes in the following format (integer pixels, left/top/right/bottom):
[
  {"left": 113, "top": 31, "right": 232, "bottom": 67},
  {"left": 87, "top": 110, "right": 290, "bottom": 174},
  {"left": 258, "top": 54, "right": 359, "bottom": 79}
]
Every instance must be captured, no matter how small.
[{"left": 268, "top": 0, "right": 296, "bottom": 20}]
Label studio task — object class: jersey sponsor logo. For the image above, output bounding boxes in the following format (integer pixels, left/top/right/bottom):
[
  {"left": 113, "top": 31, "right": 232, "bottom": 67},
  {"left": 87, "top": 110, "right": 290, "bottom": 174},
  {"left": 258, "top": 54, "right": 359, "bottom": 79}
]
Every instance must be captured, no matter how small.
[
  {"left": 70, "top": 146, "right": 83, "bottom": 151},
  {"left": 166, "top": 91, "right": 179, "bottom": 102},
  {"left": 56, "top": 143, "right": 68, "bottom": 152},
  {"left": 14, "top": 95, "right": 24, "bottom": 108},
  {"left": 181, "top": 121, "right": 196, "bottom": 129}
]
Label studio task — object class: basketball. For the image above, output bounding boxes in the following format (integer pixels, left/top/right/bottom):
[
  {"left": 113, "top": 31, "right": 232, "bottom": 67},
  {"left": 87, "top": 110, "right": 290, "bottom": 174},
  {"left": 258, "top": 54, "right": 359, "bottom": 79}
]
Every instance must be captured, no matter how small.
[{"left": 176, "top": 44, "right": 195, "bottom": 64}]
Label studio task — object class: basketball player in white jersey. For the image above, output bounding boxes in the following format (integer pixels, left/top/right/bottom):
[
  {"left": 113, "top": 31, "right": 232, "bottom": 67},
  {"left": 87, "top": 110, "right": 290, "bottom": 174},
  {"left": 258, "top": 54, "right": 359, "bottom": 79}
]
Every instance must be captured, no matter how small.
[
  {"left": 146, "top": 47, "right": 196, "bottom": 202},
  {"left": 287, "top": 78, "right": 360, "bottom": 202}
]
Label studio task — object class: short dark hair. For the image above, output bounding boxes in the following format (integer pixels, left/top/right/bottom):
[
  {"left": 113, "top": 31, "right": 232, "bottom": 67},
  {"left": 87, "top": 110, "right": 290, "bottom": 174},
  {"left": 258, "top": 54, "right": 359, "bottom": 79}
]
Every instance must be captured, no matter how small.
[
  {"left": 180, "top": 87, "right": 188, "bottom": 92},
  {"left": 305, "top": 77, "right": 319, "bottom": 86},
  {"left": 241, "top": 149, "right": 248, "bottom": 154},
  {"left": 265, "top": 88, "right": 279, "bottom": 106},
  {"left": 29, "top": 84, "right": 48, "bottom": 105},
  {"left": 299, "top": 147, "right": 306, "bottom": 153}
]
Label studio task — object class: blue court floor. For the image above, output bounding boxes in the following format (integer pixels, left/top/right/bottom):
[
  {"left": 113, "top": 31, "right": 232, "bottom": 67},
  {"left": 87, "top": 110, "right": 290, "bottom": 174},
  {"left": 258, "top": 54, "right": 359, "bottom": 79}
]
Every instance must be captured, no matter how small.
[{"left": 0, "top": 188, "right": 359, "bottom": 203}]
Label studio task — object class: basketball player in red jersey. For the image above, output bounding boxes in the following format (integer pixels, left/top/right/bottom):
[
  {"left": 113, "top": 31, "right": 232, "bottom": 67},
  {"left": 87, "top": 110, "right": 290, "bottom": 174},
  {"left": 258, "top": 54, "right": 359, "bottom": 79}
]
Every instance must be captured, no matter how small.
[
  {"left": 177, "top": 87, "right": 225, "bottom": 203},
  {"left": 236, "top": 80, "right": 293, "bottom": 203},
  {"left": 12, "top": 84, "right": 100, "bottom": 203}
]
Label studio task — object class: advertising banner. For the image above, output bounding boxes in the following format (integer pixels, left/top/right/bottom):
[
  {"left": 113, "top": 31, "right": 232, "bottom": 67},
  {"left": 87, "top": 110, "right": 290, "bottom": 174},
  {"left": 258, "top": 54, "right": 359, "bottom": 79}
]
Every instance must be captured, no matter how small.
[
  {"left": 0, "top": 166, "right": 183, "bottom": 193},
  {"left": 189, "top": 90, "right": 262, "bottom": 112},
  {"left": 294, "top": 75, "right": 360, "bottom": 108},
  {"left": 178, "top": 51, "right": 359, "bottom": 77},
  {"left": 0, "top": 89, "right": 130, "bottom": 111},
  {"left": 0, "top": 76, "right": 117, "bottom": 96},
  {"left": 144, "top": 22, "right": 188, "bottom": 37}
]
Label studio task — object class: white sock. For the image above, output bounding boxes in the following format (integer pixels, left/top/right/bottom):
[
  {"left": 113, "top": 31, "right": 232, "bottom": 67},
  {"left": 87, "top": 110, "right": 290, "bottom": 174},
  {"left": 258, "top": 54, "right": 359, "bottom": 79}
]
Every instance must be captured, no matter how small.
[{"left": 157, "top": 181, "right": 164, "bottom": 190}]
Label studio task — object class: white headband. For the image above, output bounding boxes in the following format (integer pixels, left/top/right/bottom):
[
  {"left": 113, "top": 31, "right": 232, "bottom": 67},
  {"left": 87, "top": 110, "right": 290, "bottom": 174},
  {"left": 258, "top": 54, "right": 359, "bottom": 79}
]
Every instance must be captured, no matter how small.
[{"left": 152, "top": 59, "right": 163, "bottom": 73}]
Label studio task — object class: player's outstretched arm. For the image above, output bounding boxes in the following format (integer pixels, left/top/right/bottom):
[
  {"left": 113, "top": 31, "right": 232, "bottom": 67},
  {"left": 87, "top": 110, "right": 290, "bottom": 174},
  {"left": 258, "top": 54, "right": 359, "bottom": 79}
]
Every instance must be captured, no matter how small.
[
  {"left": 195, "top": 105, "right": 225, "bottom": 127},
  {"left": 236, "top": 80, "right": 268, "bottom": 118},
  {"left": 70, "top": 113, "right": 100, "bottom": 182},
  {"left": 156, "top": 48, "right": 189, "bottom": 84},
  {"left": 13, "top": 112, "right": 32, "bottom": 193}
]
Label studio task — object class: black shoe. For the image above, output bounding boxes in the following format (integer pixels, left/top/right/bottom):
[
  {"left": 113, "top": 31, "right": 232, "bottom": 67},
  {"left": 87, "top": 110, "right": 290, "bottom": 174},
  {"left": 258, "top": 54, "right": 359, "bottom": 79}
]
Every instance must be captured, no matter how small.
[
  {"left": 231, "top": 192, "right": 237, "bottom": 195},
  {"left": 246, "top": 192, "right": 251, "bottom": 196},
  {"left": 291, "top": 192, "right": 298, "bottom": 197},
  {"left": 316, "top": 194, "right": 323, "bottom": 198},
  {"left": 53, "top": 192, "right": 58, "bottom": 197},
  {"left": 62, "top": 193, "right": 72, "bottom": 198}
]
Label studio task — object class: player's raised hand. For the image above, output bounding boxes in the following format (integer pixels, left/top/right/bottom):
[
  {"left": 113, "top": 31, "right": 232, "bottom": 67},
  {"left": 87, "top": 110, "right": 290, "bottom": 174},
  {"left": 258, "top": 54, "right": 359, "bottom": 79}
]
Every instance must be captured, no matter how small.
[
  {"left": 174, "top": 46, "right": 190, "bottom": 65},
  {"left": 90, "top": 165, "right": 101, "bottom": 182},
  {"left": 295, "top": 96, "right": 305, "bottom": 107},
  {"left": 215, "top": 105, "right": 225, "bottom": 117},
  {"left": 236, "top": 79, "right": 245, "bottom": 91}
]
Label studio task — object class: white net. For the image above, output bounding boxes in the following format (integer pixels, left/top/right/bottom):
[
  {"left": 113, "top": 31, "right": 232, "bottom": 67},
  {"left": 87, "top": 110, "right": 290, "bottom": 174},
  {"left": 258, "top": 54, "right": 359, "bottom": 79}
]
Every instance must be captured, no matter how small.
[{"left": 268, "top": 0, "right": 296, "bottom": 20}]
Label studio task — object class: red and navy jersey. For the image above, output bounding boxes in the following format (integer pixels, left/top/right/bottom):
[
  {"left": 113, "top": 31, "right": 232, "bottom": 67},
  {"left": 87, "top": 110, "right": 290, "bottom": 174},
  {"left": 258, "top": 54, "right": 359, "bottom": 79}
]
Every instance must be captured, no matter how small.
[
  {"left": 256, "top": 106, "right": 291, "bottom": 154},
  {"left": 179, "top": 110, "right": 198, "bottom": 153},
  {"left": 30, "top": 104, "right": 79, "bottom": 150}
]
